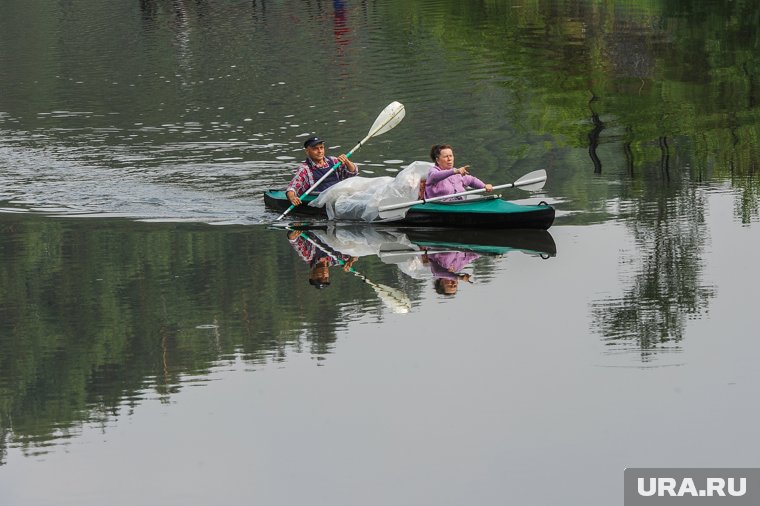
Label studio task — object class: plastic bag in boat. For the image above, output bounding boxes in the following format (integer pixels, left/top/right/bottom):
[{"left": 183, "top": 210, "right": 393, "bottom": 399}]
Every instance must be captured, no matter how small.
[
  {"left": 309, "top": 175, "right": 393, "bottom": 220},
  {"left": 312, "top": 224, "right": 430, "bottom": 279},
  {"left": 309, "top": 224, "right": 413, "bottom": 313},
  {"left": 311, "top": 224, "right": 417, "bottom": 257},
  {"left": 310, "top": 161, "right": 433, "bottom": 222}
]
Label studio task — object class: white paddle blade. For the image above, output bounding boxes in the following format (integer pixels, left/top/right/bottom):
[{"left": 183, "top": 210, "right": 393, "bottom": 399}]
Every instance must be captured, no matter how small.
[
  {"left": 514, "top": 169, "right": 547, "bottom": 191},
  {"left": 351, "top": 270, "right": 411, "bottom": 313},
  {"left": 371, "top": 282, "right": 412, "bottom": 314},
  {"left": 366, "top": 101, "right": 405, "bottom": 138}
]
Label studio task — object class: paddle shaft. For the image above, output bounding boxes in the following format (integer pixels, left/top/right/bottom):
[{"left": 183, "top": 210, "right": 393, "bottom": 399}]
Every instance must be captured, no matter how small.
[{"left": 378, "top": 175, "right": 547, "bottom": 213}]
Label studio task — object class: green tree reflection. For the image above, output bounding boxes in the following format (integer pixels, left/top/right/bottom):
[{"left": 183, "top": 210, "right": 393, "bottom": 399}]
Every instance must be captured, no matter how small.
[
  {"left": 2, "top": 0, "right": 760, "bottom": 460},
  {"left": 377, "top": 0, "right": 754, "bottom": 350},
  {"left": 0, "top": 216, "right": 395, "bottom": 464},
  {"left": 589, "top": 173, "right": 716, "bottom": 358}
]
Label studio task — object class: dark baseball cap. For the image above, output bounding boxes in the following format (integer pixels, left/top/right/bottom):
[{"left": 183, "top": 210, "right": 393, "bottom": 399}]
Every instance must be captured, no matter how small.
[{"left": 304, "top": 136, "right": 325, "bottom": 148}]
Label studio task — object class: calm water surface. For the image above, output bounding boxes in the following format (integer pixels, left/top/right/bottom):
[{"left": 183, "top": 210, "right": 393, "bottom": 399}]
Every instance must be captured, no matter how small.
[{"left": 1, "top": 1, "right": 759, "bottom": 505}]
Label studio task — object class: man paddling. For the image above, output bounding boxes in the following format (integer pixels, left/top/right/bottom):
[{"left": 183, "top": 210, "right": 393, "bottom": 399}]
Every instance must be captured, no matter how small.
[{"left": 285, "top": 136, "right": 358, "bottom": 207}]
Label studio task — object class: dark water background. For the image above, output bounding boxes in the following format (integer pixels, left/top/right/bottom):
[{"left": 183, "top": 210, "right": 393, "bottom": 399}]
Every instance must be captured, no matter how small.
[{"left": 1, "top": 1, "right": 759, "bottom": 505}]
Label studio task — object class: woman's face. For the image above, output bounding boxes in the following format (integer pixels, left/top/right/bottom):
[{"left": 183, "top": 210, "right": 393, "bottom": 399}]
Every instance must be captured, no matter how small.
[
  {"left": 441, "top": 279, "right": 458, "bottom": 294},
  {"left": 436, "top": 148, "right": 455, "bottom": 169}
]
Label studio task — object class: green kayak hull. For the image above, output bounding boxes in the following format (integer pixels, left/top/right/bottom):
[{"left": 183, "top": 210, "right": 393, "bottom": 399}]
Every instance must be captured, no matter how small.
[{"left": 264, "top": 190, "right": 555, "bottom": 230}]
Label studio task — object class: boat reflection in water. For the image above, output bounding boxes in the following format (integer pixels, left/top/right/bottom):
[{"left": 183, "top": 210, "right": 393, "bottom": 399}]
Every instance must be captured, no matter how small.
[{"left": 281, "top": 223, "right": 556, "bottom": 307}]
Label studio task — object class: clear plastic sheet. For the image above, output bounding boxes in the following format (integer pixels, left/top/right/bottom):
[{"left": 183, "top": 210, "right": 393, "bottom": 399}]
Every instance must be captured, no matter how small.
[
  {"left": 311, "top": 224, "right": 433, "bottom": 280},
  {"left": 311, "top": 224, "right": 417, "bottom": 257},
  {"left": 309, "top": 224, "right": 416, "bottom": 313},
  {"left": 309, "top": 161, "right": 432, "bottom": 222}
]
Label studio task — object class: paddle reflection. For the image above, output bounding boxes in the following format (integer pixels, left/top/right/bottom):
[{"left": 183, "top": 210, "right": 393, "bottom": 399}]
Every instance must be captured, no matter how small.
[{"left": 281, "top": 223, "right": 557, "bottom": 304}]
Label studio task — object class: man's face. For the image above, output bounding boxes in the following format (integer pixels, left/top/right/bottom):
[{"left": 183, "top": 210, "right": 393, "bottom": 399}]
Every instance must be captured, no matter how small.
[
  {"left": 310, "top": 258, "right": 330, "bottom": 284},
  {"left": 305, "top": 143, "right": 326, "bottom": 163}
]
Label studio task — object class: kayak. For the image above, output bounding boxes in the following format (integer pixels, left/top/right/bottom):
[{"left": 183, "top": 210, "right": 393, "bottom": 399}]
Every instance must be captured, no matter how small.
[
  {"left": 282, "top": 222, "right": 557, "bottom": 258},
  {"left": 400, "top": 228, "right": 556, "bottom": 257},
  {"left": 264, "top": 190, "right": 555, "bottom": 230}
]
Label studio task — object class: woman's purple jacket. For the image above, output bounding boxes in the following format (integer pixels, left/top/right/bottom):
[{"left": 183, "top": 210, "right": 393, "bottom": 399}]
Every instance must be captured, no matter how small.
[
  {"left": 424, "top": 165, "right": 486, "bottom": 200},
  {"left": 428, "top": 252, "right": 481, "bottom": 280}
]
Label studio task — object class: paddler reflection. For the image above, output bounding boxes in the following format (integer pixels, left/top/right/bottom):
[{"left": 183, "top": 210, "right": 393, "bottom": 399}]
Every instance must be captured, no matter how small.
[
  {"left": 281, "top": 223, "right": 556, "bottom": 309},
  {"left": 422, "top": 250, "right": 480, "bottom": 296},
  {"left": 287, "top": 229, "right": 357, "bottom": 289},
  {"left": 285, "top": 226, "right": 413, "bottom": 313}
]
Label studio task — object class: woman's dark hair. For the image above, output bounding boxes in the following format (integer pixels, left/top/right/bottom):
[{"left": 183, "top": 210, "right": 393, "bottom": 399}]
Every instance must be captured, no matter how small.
[{"left": 430, "top": 144, "right": 452, "bottom": 162}]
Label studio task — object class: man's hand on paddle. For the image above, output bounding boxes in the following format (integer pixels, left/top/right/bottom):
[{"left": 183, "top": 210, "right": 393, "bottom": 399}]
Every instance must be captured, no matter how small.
[
  {"left": 286, "top": 190, "right": 301, "bottom": 206},
  {"left": 338, "top": 154, "right": 357, "bottom": 173}
]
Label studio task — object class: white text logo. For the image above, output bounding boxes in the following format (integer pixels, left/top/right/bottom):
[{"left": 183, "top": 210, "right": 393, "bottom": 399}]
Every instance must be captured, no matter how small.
[{"left": 637, "top": 477, "right": 747, "bottom": 497}]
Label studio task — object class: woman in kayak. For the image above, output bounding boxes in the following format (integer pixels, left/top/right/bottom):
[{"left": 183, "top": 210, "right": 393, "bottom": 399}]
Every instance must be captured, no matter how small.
[{"left": 424, "top": 144, "right": 493, "bottom": 200}]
